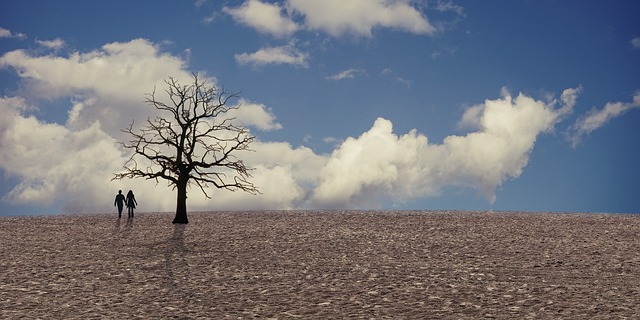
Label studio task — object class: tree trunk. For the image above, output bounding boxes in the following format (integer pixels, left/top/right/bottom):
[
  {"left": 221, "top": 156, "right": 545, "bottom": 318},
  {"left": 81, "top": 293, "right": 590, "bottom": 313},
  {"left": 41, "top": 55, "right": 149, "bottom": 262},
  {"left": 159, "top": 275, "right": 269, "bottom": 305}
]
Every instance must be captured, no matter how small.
[{"left": 173, "top": 179, "right": 189, "bottom": 224}]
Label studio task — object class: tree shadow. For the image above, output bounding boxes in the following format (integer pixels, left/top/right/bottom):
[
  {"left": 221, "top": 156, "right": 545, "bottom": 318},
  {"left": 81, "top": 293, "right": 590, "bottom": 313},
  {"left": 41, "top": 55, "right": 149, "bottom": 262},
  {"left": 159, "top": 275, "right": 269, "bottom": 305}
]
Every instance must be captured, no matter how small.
[{"left": 163, "top": 224, "right": 189, "bottom": 290}]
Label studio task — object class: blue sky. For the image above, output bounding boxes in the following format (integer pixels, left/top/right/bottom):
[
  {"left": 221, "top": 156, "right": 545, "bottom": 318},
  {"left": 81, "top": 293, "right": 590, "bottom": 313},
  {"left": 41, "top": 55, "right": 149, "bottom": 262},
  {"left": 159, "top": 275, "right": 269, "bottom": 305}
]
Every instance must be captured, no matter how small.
[{"left": 1, "top": 0, "right": 639, "bottom": 215}]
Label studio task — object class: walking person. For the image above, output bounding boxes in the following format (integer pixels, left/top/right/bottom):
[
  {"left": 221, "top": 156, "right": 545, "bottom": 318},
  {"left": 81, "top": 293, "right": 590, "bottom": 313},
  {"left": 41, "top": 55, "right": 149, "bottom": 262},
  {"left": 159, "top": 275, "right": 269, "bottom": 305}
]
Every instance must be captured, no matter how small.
[
  {"left": 114, "top": 190, "right": 125, "bottom": 218},
  {"left": 125, "top": 190, "right": 138, "bottom": 218}
]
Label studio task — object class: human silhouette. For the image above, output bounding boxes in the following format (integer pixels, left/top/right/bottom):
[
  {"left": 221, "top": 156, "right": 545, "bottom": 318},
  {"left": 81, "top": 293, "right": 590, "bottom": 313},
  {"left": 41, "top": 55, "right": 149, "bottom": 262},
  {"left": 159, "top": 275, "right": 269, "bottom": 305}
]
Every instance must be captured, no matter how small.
[
  {"left": 114, "top": 190, "right": 125, "bottom": 218},
  {"left": 125, "top": 190, "right": 138, "bottom": 218}
]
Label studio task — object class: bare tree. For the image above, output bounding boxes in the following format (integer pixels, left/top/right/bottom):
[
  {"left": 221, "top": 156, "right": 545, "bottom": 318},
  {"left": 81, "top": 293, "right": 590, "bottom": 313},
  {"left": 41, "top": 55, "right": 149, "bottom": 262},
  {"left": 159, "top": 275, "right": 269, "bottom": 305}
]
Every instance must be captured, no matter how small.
[{"left": 113, "top": 74, "right": 259, "bottom": 224}]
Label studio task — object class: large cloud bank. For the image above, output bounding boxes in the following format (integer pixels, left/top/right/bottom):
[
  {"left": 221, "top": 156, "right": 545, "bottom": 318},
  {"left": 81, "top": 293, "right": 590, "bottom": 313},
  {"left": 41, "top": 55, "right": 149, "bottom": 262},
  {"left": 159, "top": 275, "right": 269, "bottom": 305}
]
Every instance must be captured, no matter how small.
[
  {"left": 0, "top": 39, "right": 287, "bottom": 213},
  {"left": 0, "top": 39, "right": 622, "bottom": 213},
  {"left": 312, "top": 89, "right": 577, "bottom": 207}
]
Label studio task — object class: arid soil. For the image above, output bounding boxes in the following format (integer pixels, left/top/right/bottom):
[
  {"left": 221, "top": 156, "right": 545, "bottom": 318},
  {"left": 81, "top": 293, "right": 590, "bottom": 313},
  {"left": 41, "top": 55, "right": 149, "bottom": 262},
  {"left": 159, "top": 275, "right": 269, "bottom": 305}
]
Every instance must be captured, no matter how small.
[{"left": 1, "top": 211, "right": 638, "bottom": 319}]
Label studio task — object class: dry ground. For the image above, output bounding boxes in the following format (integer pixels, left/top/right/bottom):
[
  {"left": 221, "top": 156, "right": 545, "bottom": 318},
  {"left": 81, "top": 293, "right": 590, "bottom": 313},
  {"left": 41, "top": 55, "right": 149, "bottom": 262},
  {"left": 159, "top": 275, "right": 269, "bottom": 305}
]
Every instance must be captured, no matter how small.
[{"left": 0, "top": 211, "right": 638, "bottom": 319}]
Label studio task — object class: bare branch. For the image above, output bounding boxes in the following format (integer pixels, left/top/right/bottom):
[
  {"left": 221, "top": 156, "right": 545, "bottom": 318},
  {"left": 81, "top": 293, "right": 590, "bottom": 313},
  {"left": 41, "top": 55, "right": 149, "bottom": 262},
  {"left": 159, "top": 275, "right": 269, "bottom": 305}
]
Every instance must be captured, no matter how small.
[{"left": 113, "top": 74, "right": 259, "bottom": 221}]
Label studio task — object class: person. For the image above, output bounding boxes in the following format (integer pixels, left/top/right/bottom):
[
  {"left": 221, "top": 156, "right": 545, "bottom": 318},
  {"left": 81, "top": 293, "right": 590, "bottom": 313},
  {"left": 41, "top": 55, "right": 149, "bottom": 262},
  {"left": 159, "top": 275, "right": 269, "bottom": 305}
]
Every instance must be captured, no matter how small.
[
  {"left": 125, "top": 190, "right": 138, "bottom": 218},
  {"left": 114, "top": 190, "right": 125, "bottom": 219}
]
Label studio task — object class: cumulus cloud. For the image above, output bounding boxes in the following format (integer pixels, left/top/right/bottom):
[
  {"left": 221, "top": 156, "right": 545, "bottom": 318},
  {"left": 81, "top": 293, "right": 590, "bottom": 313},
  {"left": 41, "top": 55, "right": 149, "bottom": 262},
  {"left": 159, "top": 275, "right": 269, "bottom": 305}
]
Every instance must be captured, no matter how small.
[
  {"left": 0, "top": 97, "right": 124, "bottom": 210},
  {"left": 234, "top": 43, "right": 309, "bottom": 68},
  {"left": 312, "top": 90, "right": 577, "bottom": 208},
  {"left": 222, "top": 0, "right": 438, "bottom": 71},
  {"left": 0, "top": 39, "right": 293, "bottom": 213},
  {"left": 0, "top": 39, "right": 192, "bottom": 137},
  {"left": 221, "top": 0, "right": 436, "bottom": 38},
  {"left": 0, "top": 28, "right": 12, "bottom": 38},
  {"left": 632, "top": 37, "right": 640, "bottom": 50},
  {"left": 0, "top": 39, "right": 186, "bottom": 101},
  {"left": 568, "top": 91, "right": 640, "bottom": 147},
  {"left": 288, "top": 0, "right": 436, "bottom": 37},
  {"left": 223, "top": 0, "right": 298, "bottom": 37},
  {"left": 228, "top": 99, "right": 283, "bottom": 131},
  {"left": 4, "top": 37, "right": 619, "bottom": 213},
  {"left": 160, "top": 140, "right": 327, "bottom": 211},
  {"left": 0, "top": 27, "right": 26, "bottom": 39}
]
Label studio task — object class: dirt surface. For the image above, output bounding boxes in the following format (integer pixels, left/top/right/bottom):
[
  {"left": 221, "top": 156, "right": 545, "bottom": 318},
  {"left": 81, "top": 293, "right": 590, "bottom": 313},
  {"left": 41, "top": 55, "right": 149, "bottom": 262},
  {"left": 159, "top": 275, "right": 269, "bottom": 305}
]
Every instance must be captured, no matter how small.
[{"left": 1, "top": 211, "right": 639, "bottom": 319}]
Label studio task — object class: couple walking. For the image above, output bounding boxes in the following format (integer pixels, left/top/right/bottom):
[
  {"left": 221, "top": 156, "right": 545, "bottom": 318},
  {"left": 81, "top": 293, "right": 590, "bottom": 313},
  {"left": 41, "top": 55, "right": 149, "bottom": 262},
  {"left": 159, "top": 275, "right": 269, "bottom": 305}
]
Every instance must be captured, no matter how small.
[{"left": 114, "top": 190, "right": 138, "bottom": 218}]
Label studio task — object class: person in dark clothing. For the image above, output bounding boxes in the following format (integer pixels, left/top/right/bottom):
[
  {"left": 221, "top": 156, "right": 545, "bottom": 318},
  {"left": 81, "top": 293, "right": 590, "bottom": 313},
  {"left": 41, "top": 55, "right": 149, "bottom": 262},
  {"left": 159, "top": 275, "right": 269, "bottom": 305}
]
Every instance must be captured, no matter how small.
[
  {"left": 125, "top": 190, "right": 138, "bottom": 218},
  {"left": 114, "top": 190, "right": 125, "bottom": 218}
]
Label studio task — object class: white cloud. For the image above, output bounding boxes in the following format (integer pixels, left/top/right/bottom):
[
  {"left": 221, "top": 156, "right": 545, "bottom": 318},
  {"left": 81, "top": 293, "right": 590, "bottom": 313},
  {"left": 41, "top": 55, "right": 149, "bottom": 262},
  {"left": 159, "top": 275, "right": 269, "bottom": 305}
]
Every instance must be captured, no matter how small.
[
  {"left": 0, "top": 42, "right": 582, "bottom": 213},
  {"left": 235, "top": 43, "right": 309, "bottom": 68},
  {"left": 187, "top": 141, "right": 328, "bottom": 210},
  {"left": 0, "top": 39, "right": 193, "bottom": 138},
  {"left": 0, "top": 97, "right": 125, "bottom": 210},
  {"left": 0, "top": 39, "right": 292, "bottom": 213},
  {"left": 568, "top": 91, "right": 640, "bottom": 147},
  {"left": 312, "top": 90, "right": 576, "bottom": 208},
  {"left": 224, "top": 0, "right": 298, "bottom": 37},
  {"left": 0, "top": 28, "right": 11, "bottom": 38},
  {"left": 327, "top": 68, "right": 364, "bottom": 81},
  {"left": 5, "top": 38, "right": 624, "bottom": 213},
  {"left": 632, "top": 37, "right": 640, "bottom": 50},
  {"left": 222, "top": 0, "right": 439, "bottom": 70},
  {"left": 287, "top": 0, "right": 436, "bottom": 37},
  {"left": 228, "top": 99, "right": 283, "bottom": 131},
  {"left": 248, "top": 141, "right": 327, "bottom": 185},
  {"left": 558, "top": 86, "right": 581, "bottom": 116},
  {"left": 221, "top": 0, "right": 438, "bottom": 38},
  {"left": 35, "top": 38, "right": 65, "bottom": 50},
  {"left": 0, "top": 39, "right": 187, "bottom": 100},
  {"left": 0, "top": 27, "right": 26, "bottom": 39}
]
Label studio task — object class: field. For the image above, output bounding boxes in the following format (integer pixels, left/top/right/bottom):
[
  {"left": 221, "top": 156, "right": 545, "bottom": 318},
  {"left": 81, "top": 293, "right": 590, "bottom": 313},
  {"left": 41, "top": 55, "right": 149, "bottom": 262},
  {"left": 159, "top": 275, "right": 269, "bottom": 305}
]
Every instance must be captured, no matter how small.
[{"left": 1, "top": 211, "right": 639, "bottom": 319}]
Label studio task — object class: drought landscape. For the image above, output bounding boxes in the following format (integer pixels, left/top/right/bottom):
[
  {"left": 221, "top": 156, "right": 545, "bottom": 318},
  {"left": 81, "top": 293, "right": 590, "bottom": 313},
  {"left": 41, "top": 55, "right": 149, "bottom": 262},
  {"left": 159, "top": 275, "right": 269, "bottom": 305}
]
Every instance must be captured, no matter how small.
[{"left": 1, "top": 210, "right": 639, "bottom": 319}]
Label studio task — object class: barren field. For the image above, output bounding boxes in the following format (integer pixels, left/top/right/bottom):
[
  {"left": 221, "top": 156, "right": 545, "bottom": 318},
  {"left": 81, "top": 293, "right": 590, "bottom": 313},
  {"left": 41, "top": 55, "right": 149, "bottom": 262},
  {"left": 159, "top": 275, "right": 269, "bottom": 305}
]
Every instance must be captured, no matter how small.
[{"left": 0, "top": 211, "right": 638, "bottom": 319}]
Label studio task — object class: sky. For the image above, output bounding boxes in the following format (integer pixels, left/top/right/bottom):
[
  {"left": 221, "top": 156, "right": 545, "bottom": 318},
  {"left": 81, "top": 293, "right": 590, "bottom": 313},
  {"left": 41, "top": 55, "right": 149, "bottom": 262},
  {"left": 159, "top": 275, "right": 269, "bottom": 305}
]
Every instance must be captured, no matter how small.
[{"left": 1, "top": 0, "right": 639, "bottom": 216}]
